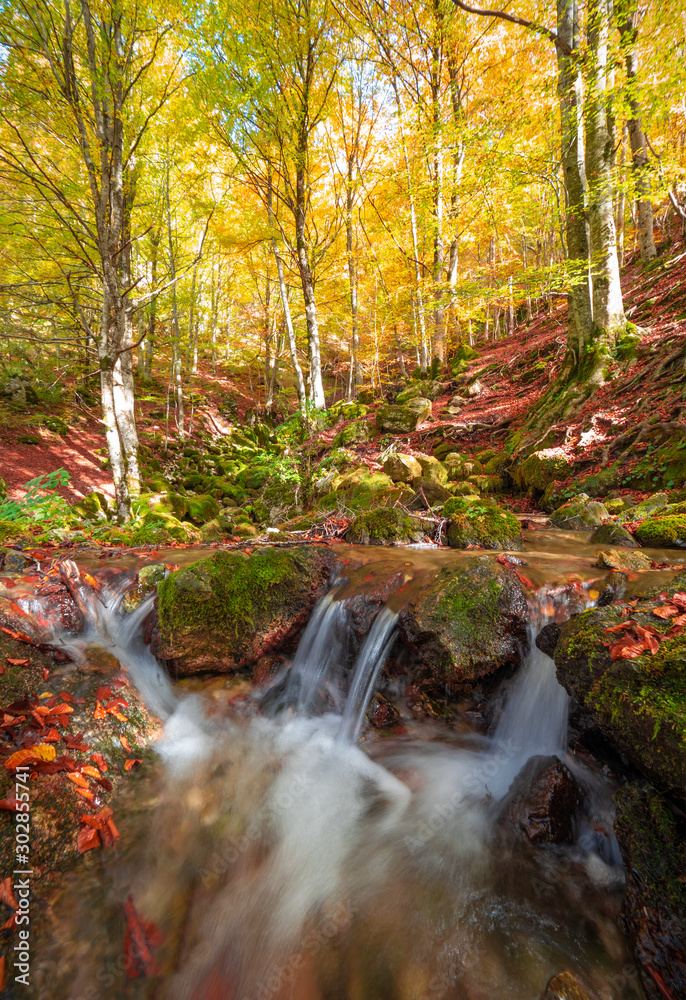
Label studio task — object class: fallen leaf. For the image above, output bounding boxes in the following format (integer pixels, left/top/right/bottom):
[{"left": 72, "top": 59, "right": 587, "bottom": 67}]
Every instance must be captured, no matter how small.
[
  {"left": 89, "top": 753, "right": 108, "bottom": 772},
  {"left": 652, "top": 604, "right": 679, "bottom": 619},
  {"left": 93, "top": 701, "right": 105, "bottom": 720},
  {"left": 609, "top": 639, "right": 646, "bottom": 660},
  {"left": 124, "top": 759, "right": 143, "bottom": 771},
  {"left": 75, "top": 787, "right": 97, "bottom": 804},
  {"left": 95, "top": 686, "right": 112, "bottom": 702},
  {"left": 0, "top": 954, "right": 5, "bottom": 991},
  {"left": 120, "top": 736, "right": 131, "bottom": 752},
  {"left": 67, "top": 772, "right": 90, "bottom": 789},
  {"left": 604, "top": 621, "right": 636, "bottom": 633},
  {"left": 6, "top": 658, "right": 30, "bottom": 667},
  {"left": 42, "top": 668, "right": 50, "bottom": 680},
  {"left": 0, "top": 798, "right": 19, "bottom": 811},
  {"left": 50, "top": 703, "right": 74, "bottom": 715},
  {"left": 81, "top": 765, "right": 102, "bottom": 780},
  {"left": 77, "top": 825, "right": 100, "bottom": 854},
  {"left": 43, "top": 728, "right": 60, "bottom": 742},
  {"left": 5, "top": 744, "right": 56, "bottom": 770},
  {"left": 0, "top": 878, "right": 19, "bottom": 911},
  {"left": 124, "top": 895, "right": 161, "bottom": 979}
]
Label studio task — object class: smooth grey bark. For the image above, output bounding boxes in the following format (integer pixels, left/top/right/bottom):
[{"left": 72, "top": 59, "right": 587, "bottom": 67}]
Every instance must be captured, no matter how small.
[
  {"left": 618, "top": 3, "right": 656, "bottom": 262},
  {"left": 431, "top": 0, "right": 446, "bottom": 362},
  {"left": 295, "top": 160, "right": 326, "bottom": 410},
  {"left": 165, "top": 156, "right": 184, "bottom": 438},
  {"left": 446, "top": 53, "right": 466, "bottom": 336}
]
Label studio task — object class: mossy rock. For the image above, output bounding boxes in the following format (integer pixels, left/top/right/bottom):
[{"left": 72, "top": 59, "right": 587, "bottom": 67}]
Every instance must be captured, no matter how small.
[
  {"left": 595, "top": 548, "right": 651, "bottom": 572},
  {"left": 460, "top": 459, "right": 483, "bottom": 477},
  {"left": 622, "top": 493, "right": 670, "bottom": 522},
  {"left": 468, "top": 474, "right": 503, "bottom": 494},
  {"left": 549, "top": 496, "right": 608, "bottom": 530},
  {"left": 398, "top": 555, "right": 528, "bottom": 685},
  {"left": 344, "top": 509, "right": 425, "bottom": 545},
  {"left": 0, "top": 478, "right": 7, "bottom": 500},
  {"left": 165, "top": 492, "right": 189, "bottom": 520},
  {"left": 589, "top": 522, "right": 638, "bottom": 548},
  {"left": 332, "top": 469, "right": 398, "bottom": 511},
  {"left": 654, "top": 437, "right": 686, "bottom": 489},
  {"left": 513, "top": 450, "right": 573, "bottom": 495},
  {"left": 43, "top": 415, "right": 70, "bottom": 436},
  {"left": 449, "top": 483, "right": 480, "bottom": 498},
  {"left": 443, "top": 497, "right": 522, "bottom": 551},
  {"left": 74, "top": 491, "right": 109, "bottom": 522},
  {"left": 410, "top": 477, "right": 452, "bottom": 508},
  {"left": 453, "top": 343, "right": 478, "bottom": 363},
  {"left": 0, "top": 521, "right": 32, "bottom": 545},
  {"left": 18, "top": 434, "right": 41, "bottom": 445},
  {"left": 332, "top": 418, "right": 376, "bottom": 448},
  {"left": 184, "top": 494, "right": 221, "bottom": 525},
  {"left": 327, "top": 400, "right": 369, "bottom": 423},
  {"left": 154, "top": 546, "right": 338, "bottom": 673},
  {"left": 603, "top": 497, "right": 627, "bottom": 515},
  {"left": 635, "top": 514, "right": 686, "bottom": 548},
  {"left": 395, "top": 383, "right": 423, "bottom": 404},
  {"left": 415, "top": 454, "right": 448, "bottom": 484},
  {"left": 483, "top": 454, "right": 507, "bottom": 476},
  {"left": 318, "top": 448, "right": 355, "bottom": 473},
  {"left": 382, "top": 453, "right": 422, "bottom": 483},
  {"left": 475, "top": 448, "right": 498, "bottom": 464},
  {"left": 131, "top": 511, "right": 198, "bottom": 546},
  {"left": 613, "top": 784, "right": 686, "bottom": 1000},
  {"left": 375, "top": 399, "right": 431, "bottom": 433},
  {"left": 234, "top": 523, "right": 259, "bottom": 538},
  {"left": 550, "top": 579, "right": 686, "bottom": 790}
]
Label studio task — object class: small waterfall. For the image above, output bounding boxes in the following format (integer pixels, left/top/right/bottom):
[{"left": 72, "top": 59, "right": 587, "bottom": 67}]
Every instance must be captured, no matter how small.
[
  {"left": 338, "top": 606, "right": 398, "bottom": 743},
  {"left": 282, "top": 592, "right": 350, "bottom": 714}
]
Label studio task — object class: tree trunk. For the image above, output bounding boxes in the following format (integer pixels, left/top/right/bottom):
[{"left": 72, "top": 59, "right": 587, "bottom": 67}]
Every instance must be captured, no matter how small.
[
  {"left": 165, "top": 157, "right": 184, "bottom": 438},
  {"left": 267, "top": 167, "right": 307, "bottom": 414},
  {"left": 585, "top": 0, "right": 626, "bottom": 342},
  {"left": 431, "top": 2, "right": 445, "bottom": 362},
  {"left": 618, "top": 4, "right": 656, "bottom": 262},
  {"left": 556, "top": 0, "right": 595, "bottom": 377},
  {"left": 295, "top": 160, "right": 326, "bottom": 410}
]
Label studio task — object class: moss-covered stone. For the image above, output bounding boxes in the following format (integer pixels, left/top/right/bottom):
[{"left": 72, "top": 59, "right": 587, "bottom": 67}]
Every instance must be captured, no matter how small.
[
  {"left": 483, "top": 453, "right": 507, "bottom": 476},
  {"left": 589, "top": 522, "right": 638, "bottom": 547},
  {"left": 595, "top": 548, "right": 651, "bottom": 571},
  {"left": 131, "top": 511, "right": 198, "bottom": 546},
  {"left": 468, "top": 474, "right": 503, "bottom": 494},
  {"left": 332, "top": 418, "right": 376, "bottom": 448},
  {"left": 327, "top": 400, "right": 368, "bottom": 423},
  {"left": 186, "top": 494, "right": 221, "bottom": 525},
  {"left": 398, "top": 555, "right": 528, "bottom": 685},
  {"left": 154, "top": 546, "right": 337, "bottom": 673},
  {"left": 635, "top": 514, "right": 686, "bottom": 548},
  {"left": 410, "top": 477, "right": 452, "bottom": 508},
  {"left": 415, "top": 454, "right": 448, "bottom": 484},
  {"left": 512, "top": 449, "right": 573, "bottom": 495},
  {"left": 344, "top": 509, "right": 425, "bottom": 545},
  {"left": 551, "top": 580, "right": 686, "bottom": 790},
  {"left": 395, "top": 383, "right": 423, "bottom": 404},
  {"left": 382, "top": 453, "right": 422, "bottom": 483},
  {"left": 613, "top": 784, "right": 686, "bottom": 1000},
  {"left": 443, "top": 497, "right": 522, "bottom": 550},
  {"left": 332, "top": 468, "right": 398, "bottom": 511},
  {"left": 375, "top": 398, "right": 431, "bottom": 433},
  {"left": 549, "top": 496, "right": 608, "bottom": 530}
]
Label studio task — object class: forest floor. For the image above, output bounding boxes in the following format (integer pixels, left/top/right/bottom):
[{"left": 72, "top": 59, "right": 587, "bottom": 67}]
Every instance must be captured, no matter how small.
[{"left": 1, "top": 230, "right": 685, "bottom": 512}]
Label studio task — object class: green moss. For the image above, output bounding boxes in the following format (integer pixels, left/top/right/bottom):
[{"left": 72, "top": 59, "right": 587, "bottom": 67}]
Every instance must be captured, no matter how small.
[
  {"left": 345, "top": 508, "right": 424, "bottom": 545},
  {"left": 513, "top": 450, "right": 572, "bottom": 494},
  {"left": 635, "top": 514, "right": 686, "bottom": 548},
  {"left": 443, "top": 497, "right": 522, "bottom": 550},
  {"left": 186, "top": 494, "right": 221, "bottom": 525},
  {"left": 332, "top": 418, "right": 376, "bottom": 447}
]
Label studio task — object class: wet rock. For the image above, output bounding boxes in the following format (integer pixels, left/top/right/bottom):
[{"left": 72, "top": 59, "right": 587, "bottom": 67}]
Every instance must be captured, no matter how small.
[
  {"left": 382, "top": 453, "right": 422, "bottom": 483},
  {"left": 368, "top": 693, "right": 401, "bottom": 728},
  {"left": 500, "top": 755, "right": 583, "bottom": 844},
  {"left": 344, "top": 509, "right": 425, "bottom": 545},
  {"left": 596, "top": 570, "right": 628, "bottom": 606},
  {"left": 614, "top": 784, "right": 686, "bottom": 1000},
  {"left": 33, "top": 578, "right": 83, "bottom": 632},
  {"left": 539, "top": 971, "right": 593, "bottom": 1000},
  {"left": 121, "top": 563, "right": 168, "bottom": 614},
  {"left": 635, "top": 514, "right": 686, "bottom": 548},
  {"left": 398, "top": 555, "right": 528, "bottom": 686},
  {"left": 549, "top": 496, "right": 608, "bottom": 530},
  {"left": 535, "top": 622, "right": 560, "bottom": 658},
  {"left": 153, "top": 546, "right": 338, "bottom": 674},
  {"left": 443, "top": 496, "right": 523, "bottom": 550},
  {"left": 595, "top": 548, "right": 651, "bottom": 572},
  {"left": 376, "top": 398, "right": 431, "bottom": 433},
  {"left": 3, "top": 550, "right": 34, "bottom": 573},
  {"left": 589, "top": 522, "right": 638, "bottom": 548},
  {"left": 552, "top": 575, "right": 686, "bottom": 790}
]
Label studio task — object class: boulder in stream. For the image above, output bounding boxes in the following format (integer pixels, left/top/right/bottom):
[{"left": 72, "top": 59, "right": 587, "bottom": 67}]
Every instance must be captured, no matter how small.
[
  {"left": 549, "top": 496, "right": 608, "bottom": 530},
  {"left": 549, "top": 574, "right": 686, "bottom": 792},
  {"left": 595, "top": 548, "right": 651, "bottom": 572},
  {"left": 539, "top": 971, "right": 593, "bottom": 1000},
  {"left": 398, "top": 554, "right": 528, "bottom": 686},
  {"left": 443, "top": 496, "right": 523, "bottom": 550},
  {"left": 154, "top": 545, "right": 338, "bottom": 673},
  {"left": 344, "top": 508, "right": 426, "bottom": 545},
  {"left": 589, "top": 522, "right": 638, "bottom": 548},
  {"left": 500, "top": 755, "right": 583, "bottom": 844},
  {"left": 613, "top": 783, "right": 686, "bottom": 1000}
]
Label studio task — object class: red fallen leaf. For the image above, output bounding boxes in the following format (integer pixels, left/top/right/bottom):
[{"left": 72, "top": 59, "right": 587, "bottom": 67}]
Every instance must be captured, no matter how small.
[
  {"left": 104, "top": 697, "right": 128, "bottom": 710},
  {"left": 81, "top": 765, "right": 102, "bottom": 780},
  {"left": 604, "top": 621, "right": 636, "bottom": 633},
  {"left": 64, "top": 733, "right": 90, "bottom": 751},
  {"left": 124, "top": 895, "right": 161, "bottom": 979},
  {"left": 77, "top": 824, "right": 100, "bottom": 854},
  {"left": 120, "top": 736, "right": 131, "bottom": 752},
  {"left": 43, "top": 728, "right": 61, "bottom": 743},
  {"left": 635, "top": 625, "right": 660, "bottom": 654},
  {"left": 97, "top": 776, "right": 113, "bottom": 792},
  {"left": 6, "top": 658, "right": 30, "bottom": 666},
  {"left": 645, "top": 962, "right": 678, "bottom": 1000},
  {"left": 93, "top": 701, "right": 106, "bottom": 720},
  {"left": 0, "top": 798, "right": 20, "bottom": 811},
  {"left": 1, "top": 912, "right": 17, "bottom": 931},
  {"left": 32, "top": 753, "right": 77, "bottom": 775},
  {"left": 124, "top": 759, "right": 143, "bottom": 771},
  {"left": 67, "top": 771, "right": 90, "bottom": 789},
  {"left": 514, "top": 569, "right": 534, "bottom": 589},
  {"left": 0, "top": 877, "right": 19, "bottom": 910},
  {"left": 670, "top": 592, "right": 686, "bottom": 610},
  {"left": 5, "top": 744, "right": 56, "bottom": 770},
  {"left": 6, "top": 697, "right": 37, "bottom": 713},
  {"left": 95, "top": 686, "right": 112, "bottom": 702},
  {"left": 50, "top": 703, "right": 74, "bottom": 715},
  {"left": 0, "top": 578, "right": 16, "bottom": 588},
  {"left": 42, "top": 667, "right": 50, "bottom": 680},
  {"left": 609, "top": 639, "right": 646, "bottom": 660},
  {"left": 75, "top": 787, "right": 97, "bottom": 804},
  {"left": 58, "top": 691, "right": 75, "bottom": 704},
  {"left": 0, "top": 954, "right": 5, "bottom": 991},
  {"left": 90, "top": 753, "right": 108, "bottom": 772},
  {"left": 0, "top": 626, "right": 35, "bottom": 644},
  {"left": 8, "top": 602, "right": 27, "bottom": 616},
  {"left": 664, "top": 624, "right": 685, "bottom": 640}
]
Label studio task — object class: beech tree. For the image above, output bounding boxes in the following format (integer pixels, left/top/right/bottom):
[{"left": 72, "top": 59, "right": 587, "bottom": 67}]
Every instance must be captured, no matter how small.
[{"left": 0, "top": 0, "right": 180, "bottom": 518}]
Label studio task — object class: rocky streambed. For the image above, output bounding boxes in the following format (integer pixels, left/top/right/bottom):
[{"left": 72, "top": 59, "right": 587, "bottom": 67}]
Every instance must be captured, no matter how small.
[{"left": 0, "top": 532, "right": 683, "bottom": 1000}]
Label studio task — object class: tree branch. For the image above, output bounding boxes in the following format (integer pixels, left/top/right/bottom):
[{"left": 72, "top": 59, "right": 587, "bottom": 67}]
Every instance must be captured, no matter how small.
[{"left": 451, "top": 0, "right": 571, "bottom": 56}]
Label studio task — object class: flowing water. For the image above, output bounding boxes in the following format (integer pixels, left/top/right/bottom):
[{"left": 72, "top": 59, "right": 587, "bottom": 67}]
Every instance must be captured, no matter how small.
[{"left": 14, "top": 553, "right": 649, "bottom": 999}]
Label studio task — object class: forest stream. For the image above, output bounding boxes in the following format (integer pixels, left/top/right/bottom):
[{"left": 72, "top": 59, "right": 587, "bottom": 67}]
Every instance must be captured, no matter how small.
[{"left": 2, "top": 528, "right": 685, "bottom": 1000}]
